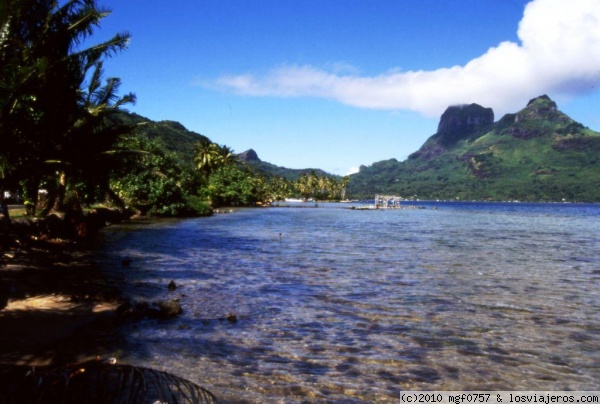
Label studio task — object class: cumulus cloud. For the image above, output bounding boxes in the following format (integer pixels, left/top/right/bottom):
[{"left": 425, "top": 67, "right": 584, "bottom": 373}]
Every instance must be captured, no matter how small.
[{"left": 211, "top": 0, "right": 600, "bottom": 117}]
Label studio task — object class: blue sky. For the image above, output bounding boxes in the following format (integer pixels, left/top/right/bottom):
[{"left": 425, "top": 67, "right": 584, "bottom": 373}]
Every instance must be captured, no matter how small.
[{"left": 95, "top": 0, "right": 600, "bottom": 175}]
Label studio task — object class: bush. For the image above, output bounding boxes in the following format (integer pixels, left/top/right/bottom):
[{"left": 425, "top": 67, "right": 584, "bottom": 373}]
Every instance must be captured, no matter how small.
[{"left": 184, "top": 196, "right": 213, "bottom": 216}]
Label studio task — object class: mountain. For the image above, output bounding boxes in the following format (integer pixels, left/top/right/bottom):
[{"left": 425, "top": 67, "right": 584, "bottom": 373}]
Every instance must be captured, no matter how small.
[
  {"left": 348, "top": 95, "right": 600, "bottom": 202},
  {"left": 237, "top": 149, "right": 337, "bottom": 181},
  {"left": 116, "top": 112, "right": 335, "bottom": 179},
  {"left": 113, "top": 112, "right": 209, "bottom": 166}
]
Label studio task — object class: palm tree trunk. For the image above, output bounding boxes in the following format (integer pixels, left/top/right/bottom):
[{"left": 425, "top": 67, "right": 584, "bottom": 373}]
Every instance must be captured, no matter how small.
[
  {"left": 52, "top": 170, "right": 67, "bottom": 212},
  {"left": 105, "top": 187, "right": 126, "bottom": 210},
  {"left": 21, "top": 177, "right": 39, "bottom": 217},
  {"left": 0, "top": 190, "right": 9, "bottom": 222}
]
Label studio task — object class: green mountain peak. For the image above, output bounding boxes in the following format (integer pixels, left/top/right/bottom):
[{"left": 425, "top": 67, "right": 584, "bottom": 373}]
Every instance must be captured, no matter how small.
[{"left": 349, "top": 95, "right": 600, "bottom": 202}]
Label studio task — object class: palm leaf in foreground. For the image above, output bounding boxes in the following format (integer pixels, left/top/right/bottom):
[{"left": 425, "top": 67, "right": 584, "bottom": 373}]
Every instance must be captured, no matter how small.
[{"left": 7, "top": 361, "right": 217, "bottom": 403}]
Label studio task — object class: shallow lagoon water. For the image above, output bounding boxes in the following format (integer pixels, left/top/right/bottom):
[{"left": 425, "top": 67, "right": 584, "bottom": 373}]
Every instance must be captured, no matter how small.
[{"left": 96, "top": 202, "right": 600, "bottom": 402}]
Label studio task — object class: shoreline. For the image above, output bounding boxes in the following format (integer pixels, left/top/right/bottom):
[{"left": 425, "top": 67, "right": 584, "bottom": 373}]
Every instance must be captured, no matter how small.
[
  {"left": 0, "top": 240, "right": 123, "bottom": 367},
  {"left": 0, "top": 226, "right": 218, "bottom": 402},
  {"left": 0, "top": 209, "right": 138, "bottom": 368}
]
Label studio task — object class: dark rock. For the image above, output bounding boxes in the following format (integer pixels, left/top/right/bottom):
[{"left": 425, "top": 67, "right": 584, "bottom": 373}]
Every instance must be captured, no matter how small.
[
  {"left": 508, "top": 126, "right": 539, "bottom": 139},
  {"left": 409, "top": 103, "right": 494, "bottom": 160},
  {"left": 144, "top": 308, "right": 162, "bottom": 319},
  {"left": 116, "top": 300, "right": 174, "bottom": 321},
  {"left": 237, "top": 149, "right": 261, "bottom": 162},
  {"left": 116, "top": 300, "right": 153, "bottom": 321},
  {"left": 553, "top": 136, "right": 600, "bottom": 151},
  {"left": 525, "top": 94, "right": 557, "bottom": 114},
  {"left": 408, "top": 140, "right": 447, "bottom": 161},
  {"left": 158, "top": 299, "right": 183, "bottom": 318},
  {"left": 225, "top": 313, "right": 238, "bottom": 323},
  {"left": 436, "top": 103, "right": 494, "bottom": 146},
  {"left": 509, "top": 95, "right": 566, "bottom": 139},
  {"left": 167, "top": 280, "right": 177, "bottom": 291}
]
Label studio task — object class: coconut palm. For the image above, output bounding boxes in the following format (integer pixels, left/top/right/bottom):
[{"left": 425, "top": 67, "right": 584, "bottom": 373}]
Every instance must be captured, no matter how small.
[
  {"left": 44, "top": 61, "right": 137, "bottom": 213},
  {"left": 296, "top": 174, "right": 310, "bottom": 198},
  {"left": 193, "top": 141, "right": 237, "bottom": 180},
  {"left": 0, "top": 0, "right": 133, "bottom": 216},
  {"left": 317, "top": 175, "right": 328, "bottom": 198},
  {"left": 216, "top": 144, "right": 236, "bottom": 166},
  {"left": 193, "top": 140, "right": 221, "bottom": 179},
  {"left": 340, "top": 175, "right": 350, "bottom": 200}
]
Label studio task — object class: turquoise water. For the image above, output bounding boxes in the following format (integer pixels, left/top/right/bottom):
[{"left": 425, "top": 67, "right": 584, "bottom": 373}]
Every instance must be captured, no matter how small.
[{"left": 97, "top": 202, "right": 600, "bottom": 402}]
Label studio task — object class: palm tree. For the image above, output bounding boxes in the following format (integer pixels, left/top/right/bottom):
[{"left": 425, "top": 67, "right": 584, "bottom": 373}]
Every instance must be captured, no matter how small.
[
  {"left": 296, "top": 174, "right": 310, "bottom": 199},
  {"left": 325, "top": 176, "right": 339, "bottom": 200},
  {"left": 340, "top": 176, "right": 350, "bottom": 200},
  {"left": 216, "top": 144, "right": 236, "bottom": 166},
  {"left": 307, "top": 171, "right": 319, "bottom": 198},
  {"left": 193, "top": 142, "right": 237, "bottom": 179},
  {"left": 193, "top": 140, "right": 221, "bottom": 178},
  {"left": 317, "top": 175, "right": 328, "bottom": 198},
  {"left": 0, "top": 0, "right": 133, "bottom": 217},
  {"left": 45, "top": 61, "right": 137, "bottom": 213}
]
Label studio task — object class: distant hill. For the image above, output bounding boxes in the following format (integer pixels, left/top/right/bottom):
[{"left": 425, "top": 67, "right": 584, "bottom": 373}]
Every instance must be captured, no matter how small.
[
  {"left": 237, "top": 149, "right": 336, "bottom": 181},
  {"left": 113, "top": 112, "right": 209, "bottom": 166},
  {"left": 348, "top": 95, "right": 600, "bottom": 202},
  {"left": 117, "top": 112, "right": 335, "bottom": 179}
]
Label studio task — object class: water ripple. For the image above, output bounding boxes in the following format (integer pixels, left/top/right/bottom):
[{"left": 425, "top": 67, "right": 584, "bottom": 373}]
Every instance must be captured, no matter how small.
[{"left": 96, "top": 202, "right": 600, "bottom": 402}]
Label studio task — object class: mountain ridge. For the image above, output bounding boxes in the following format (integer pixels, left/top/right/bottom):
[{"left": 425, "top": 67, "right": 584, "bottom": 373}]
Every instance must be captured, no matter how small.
[
  {"left": 237, "top": 148, "right": 336, "bottom": 181},
  {"left": 116, "top": 113, "right": 337, "bottom": 180},
  {"left": 348, "top": 95, "right": 600, "bottom": 202}
]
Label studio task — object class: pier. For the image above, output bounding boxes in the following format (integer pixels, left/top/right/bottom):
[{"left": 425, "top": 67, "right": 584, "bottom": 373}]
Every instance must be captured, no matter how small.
[{"left": 375, "top": 195, "right": 403, "bottom": 209}]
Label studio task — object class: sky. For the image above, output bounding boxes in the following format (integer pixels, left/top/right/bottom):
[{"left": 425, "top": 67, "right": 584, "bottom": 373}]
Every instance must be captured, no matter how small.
[{"left": 94, "top": 0, "right": 600, "bottom": 176}]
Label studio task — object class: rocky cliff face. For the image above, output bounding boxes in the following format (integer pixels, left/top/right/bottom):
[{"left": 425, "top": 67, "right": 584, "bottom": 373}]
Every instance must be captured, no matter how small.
[
  {"left": 436, "top": 103, "right": 494, "bottom": 146},
  {"left": 237, "top": 149, "right": 261, "bottom": 162},
  {"left": 349, "top": 94, "right": 600, "bottom": 202},
  {"left": 508, "top": 95, "right": 574, "bottom": 139},
  {"left": 517, "top": 94, "right": 558, "bottom": 121},
  {"left": 409, "top": 103, "right": 494, "bottom": 160}
]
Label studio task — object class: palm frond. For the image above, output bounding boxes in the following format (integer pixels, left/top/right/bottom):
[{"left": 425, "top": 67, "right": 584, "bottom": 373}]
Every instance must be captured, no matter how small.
[
  {"left": 85, "top": 61, "right": 104, "bottom": 104},
  {"left": 73, "top": 31, "right": 131, "bottom": 64},
  {"left": 7, "top": 362, "right": 217, "bottom": 403}
]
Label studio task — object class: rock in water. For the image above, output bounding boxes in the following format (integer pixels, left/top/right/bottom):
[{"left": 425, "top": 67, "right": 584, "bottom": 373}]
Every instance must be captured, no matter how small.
[{"left": 158, "top": 299, "right": 183, "bottom": 318}]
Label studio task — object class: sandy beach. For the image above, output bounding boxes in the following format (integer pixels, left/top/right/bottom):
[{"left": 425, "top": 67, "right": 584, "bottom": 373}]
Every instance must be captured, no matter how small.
[{"left": 0, "top": 240, "right": 123, "bottom": 368}]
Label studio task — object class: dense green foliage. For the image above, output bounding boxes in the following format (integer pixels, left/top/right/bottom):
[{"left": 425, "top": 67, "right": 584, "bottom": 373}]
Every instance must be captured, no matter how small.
[
  {"left": 0, "top": 0, "right": 136, "bottom": 217},
  {"left": 109, "top": 136, "right": 204, "bottom": 216},
  {"left": 243, "top": 159, "right": 336, "bottom": 182},
  {"left": 348, "top": 96, "right": 600, "bottom": 202},
  {"left": 12, "top": 2, "right": 593, "bottom": 215},
  {"left": 0, "top": 1, "right": 280, "bottom": 217}
]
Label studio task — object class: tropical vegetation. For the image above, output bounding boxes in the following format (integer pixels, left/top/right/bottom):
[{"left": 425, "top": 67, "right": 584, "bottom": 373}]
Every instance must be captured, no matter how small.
[
  {"left": 0, "top": 0, "right": 136, "bottom": 219},
  {"left": 0, "top": 0, "right": 347, "bottom": 223},
  {"left": 348, "top": 96, "right": 600, "bottom": 202}
]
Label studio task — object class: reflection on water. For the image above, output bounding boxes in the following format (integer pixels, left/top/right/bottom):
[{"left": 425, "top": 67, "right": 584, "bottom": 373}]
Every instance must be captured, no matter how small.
[{"left": 96, "top": 202, "right": 600, "bottom": 402}]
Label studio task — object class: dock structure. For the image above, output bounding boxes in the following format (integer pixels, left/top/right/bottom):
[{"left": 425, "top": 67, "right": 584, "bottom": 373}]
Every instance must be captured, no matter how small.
[{"left": 375, "top": 195, "right": 403, "bottom": 209}]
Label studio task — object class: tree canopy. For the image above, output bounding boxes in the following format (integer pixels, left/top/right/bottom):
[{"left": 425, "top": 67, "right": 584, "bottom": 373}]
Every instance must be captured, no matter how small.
[
  {"left": 0, "top": 0, "right": 135, "bottom": 218},
  {"left": 0, "top": 0, "right": 348, "bottom": 222}
]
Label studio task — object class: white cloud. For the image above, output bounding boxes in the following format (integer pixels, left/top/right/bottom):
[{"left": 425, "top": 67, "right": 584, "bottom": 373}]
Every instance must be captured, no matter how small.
[
  {"left": 211, "top": 0, "right": 600, "bottom": 118},
  {"left": 345, "top": 166, "right": 360, "bottom": 176}
]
